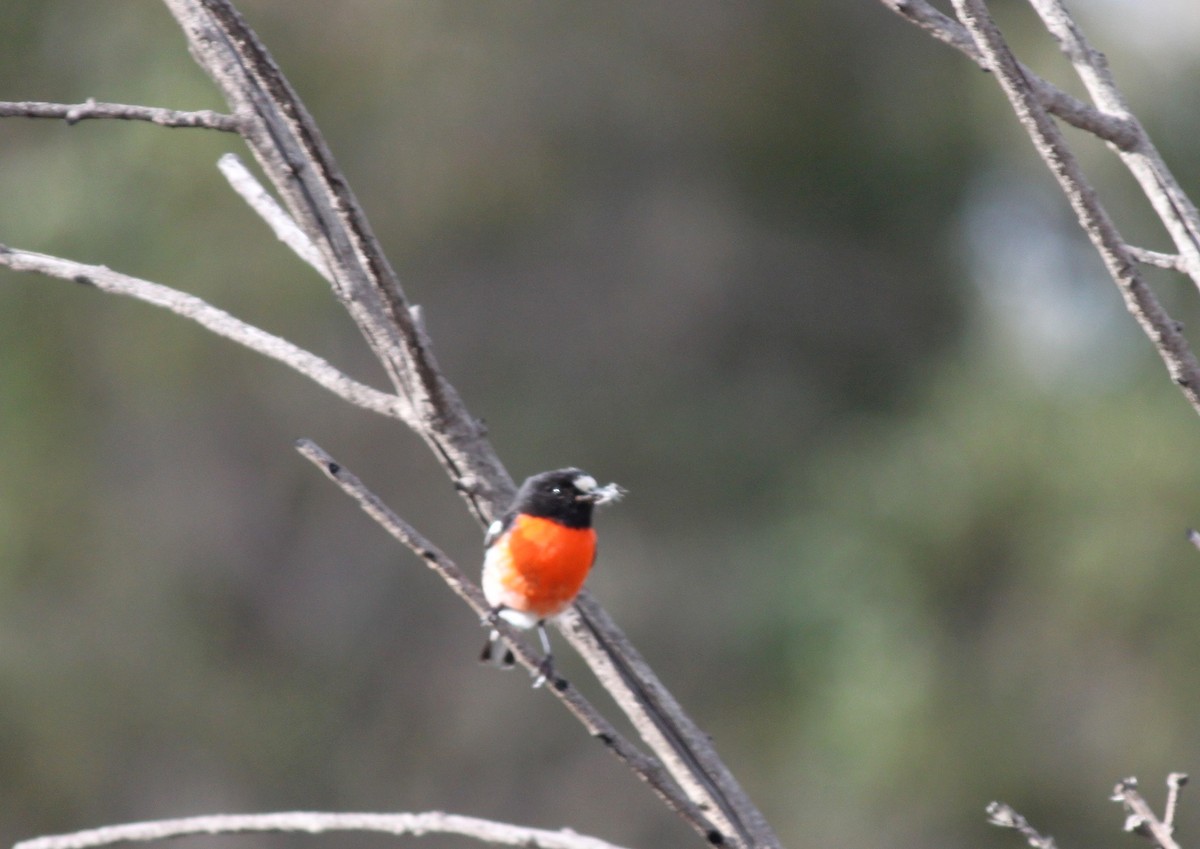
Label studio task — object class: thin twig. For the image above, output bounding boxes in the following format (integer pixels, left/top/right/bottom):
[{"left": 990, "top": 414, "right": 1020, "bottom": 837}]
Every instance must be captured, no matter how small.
[
  {"left": 291, "top": 439, "right": 724, "bottom": 846},
  {"left": 949, "top": 0, "right": 1200, "bottom": 416},
  {"left": 1025, "top": 0, "right": 1200, "bottom": 286},
  {"left": 0, "top": 244, "right": 408, "bottom": 422},
  {"left": 216, "top": 153, "right": 333, "bottom": 281},
  {"left": 986, "top": 801, "right": 1058, "bottom": 849},
  {"left": 876, "top": 0, "right": 1138, "bottom": 149},
  {"left": 1128, "top": 246, "right": 1186, "bottom": 272},
  {"left": 1111, "top": 777, "right": 1182, "bottom": 849},
  {"left": 14, "top": 811, "right": 632, "bottom": 849},
  {"left": 0, "top": 98, "right": 240, "bottom": 131},
  {"left": 1164, "top": 773, "right": 1188, "bottom": 830}
]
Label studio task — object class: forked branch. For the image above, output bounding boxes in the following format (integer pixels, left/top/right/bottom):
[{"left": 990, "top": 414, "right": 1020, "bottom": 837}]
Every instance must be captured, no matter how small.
[
  {"left": 882, "top": 0, "right": 1200, "bottom": 417},
  {"left": 0, "top": 1, "right": 780, "bottom": 847}
]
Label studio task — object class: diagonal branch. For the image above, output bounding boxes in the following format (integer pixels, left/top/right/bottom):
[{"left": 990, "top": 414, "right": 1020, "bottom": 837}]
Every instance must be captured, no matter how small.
[
  {"left": 876, "top": 0, "right": 1138, "bottom": 149},
  {"left": 291, "top": 440, "right": 723, "bottom": 846},
  {"left": 946, "top": 0, "right": 1200, "bottom": 416},
  {"left": 1024, "top": 0, "right": 1200, "bottom": 284},
  {"left": 14, "top": 811, "right": 633, "bottom": 849},
  {"left": 216, "top": 153, "right": 333, "bottom": 281},
  {"left": 161, "top": 0, "right": 513, "bottom": 521},
  {"left": 158, "top": 4, "right": 781, "bottom": 847},
  {"left": 986, "top": 801, "right": 1058, "bottom": 849},
  {"left": 0, "top": 98, "right": 240, "bottom": 131},
  {"left": 0, "top": 244, "right": 409, "bottom": 422},
  {"left": 1, "top": 4, "right": 782, "bottom": 846}
]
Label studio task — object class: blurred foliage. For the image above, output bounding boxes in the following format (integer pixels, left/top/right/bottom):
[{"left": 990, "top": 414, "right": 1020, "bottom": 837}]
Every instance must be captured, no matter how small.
[{"left": 4, "top": 2, "right": 1200, "bottom": 849}]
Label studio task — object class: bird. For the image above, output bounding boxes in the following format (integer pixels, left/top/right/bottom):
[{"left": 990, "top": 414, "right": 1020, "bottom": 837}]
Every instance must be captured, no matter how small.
[{"left": 480, "top": 467, "right": 623, "bottom": 686}]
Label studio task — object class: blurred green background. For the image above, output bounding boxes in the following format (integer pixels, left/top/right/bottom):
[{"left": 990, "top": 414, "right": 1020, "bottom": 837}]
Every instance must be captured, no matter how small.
[{"left": 5, "top": 2, "right": 1200, "bottom": 848}]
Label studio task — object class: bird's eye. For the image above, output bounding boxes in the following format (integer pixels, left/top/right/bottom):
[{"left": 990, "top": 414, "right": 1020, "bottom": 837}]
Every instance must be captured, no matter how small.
[{"left": 550, "top": 486, "right": 563, "bottom": 496}]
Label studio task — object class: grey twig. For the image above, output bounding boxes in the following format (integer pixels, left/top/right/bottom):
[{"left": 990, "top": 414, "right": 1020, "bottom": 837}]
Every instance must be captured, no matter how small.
[
  {"left": 876, "top": 0, "right": 1138, "bottom": 149},
  {"left": 0, "top": 244, "right": 407, "bottom": 422},
  {"left": 986, "top": 801, "right": 1058, "bottom": 849},
  {"left": 291, "top": 440, "right": 722, "bottom": 845},
  {"left": 217, "top": 153, "right": 333, "bottom": 281},
  {"left": 1164, "top": 773, "right": 1188, "bottom": 831},
  {"left": 948, "top": 0, "right": 1200, "bottom": 415},
  {"left": 0, "top": 98, "right": 239, "bottom": 131},
  {"left": 1026, "top": 0, "right": 1200, "bottom": 285},
  {"left": 1111, "top": 776, "right": 1183, "bottom": 849},
  {"left": 14, "top": 811, "right": 632, "bottom": 849},
  {"left": 161, "top": 0, "right": 513, "bottom": 522},
  {"left": 1128, "top": 246, "right": 1186, "bottom": 272}
]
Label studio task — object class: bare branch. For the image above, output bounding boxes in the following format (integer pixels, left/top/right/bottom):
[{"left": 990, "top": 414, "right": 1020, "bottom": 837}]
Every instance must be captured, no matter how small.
[
  {"left": 1127, "top": 246, "right": 1186, "bottom": 272},
  {"left": 159, "top": 5, "right": 781, "bottom": 846},
  {"left": 1164, "top": 773, "right": 1188, "bottom": 830},
  {"left": 216, "top": 153, "right": 333, "bottom": 281},
  {"left": 292, "top": 440, "right": 725, "bottom": 846},
  {"left": 1025, "top": 0, "right": 1200, "bottom": 286},
  {"left": 161, "top": 0, "right": 514, "bottom": 520},
  {"left": 561, "top": 598, "right": 768, "bottom": 846},
  {"left": 1, "top": 5, "right": 782, "bottom": 845},
  {"left": 0, "top": 244, "right": 408, "bottom": 422},
  {"left": 14, "top": 811, "right": 632, "bottom": 849},
  {"left": 949, "top": 0, "right": 1200, "bottom": 416},
  {"left": 1111, "top": 776, "right": 1182, "bottom": 849},
  {"left": 876, "top": 0, "right": 1138, "bottom": 149},
  {"left": 0, "top": 98, "right": 239, "bottom": 131},
  {"left": 986, "top": 801, "right": 1058, "bottom": 849}
]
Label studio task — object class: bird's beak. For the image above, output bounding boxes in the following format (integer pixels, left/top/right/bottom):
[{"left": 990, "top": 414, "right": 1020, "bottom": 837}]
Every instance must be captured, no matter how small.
[{"left": 578, "top": 482, "right": 626, "bottom": 506}]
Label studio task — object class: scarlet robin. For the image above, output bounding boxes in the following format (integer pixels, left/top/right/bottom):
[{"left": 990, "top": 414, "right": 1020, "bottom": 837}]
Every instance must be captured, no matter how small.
[{"left": 480, "top": 468, "right": 623, "bottom": 685}]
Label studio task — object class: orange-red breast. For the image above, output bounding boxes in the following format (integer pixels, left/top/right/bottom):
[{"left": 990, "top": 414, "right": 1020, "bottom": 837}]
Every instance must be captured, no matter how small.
[{"left": 480, "top": 468, "right": 623, "bottom": 684}]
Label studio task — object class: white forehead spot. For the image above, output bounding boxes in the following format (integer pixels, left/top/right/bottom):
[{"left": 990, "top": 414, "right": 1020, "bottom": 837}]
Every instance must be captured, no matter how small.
[
  {"left": 487, "top": 519, "right": 503, "bottom": 536},
  {"left": 573, "top": 474, "right": 598, "bottom": 493}
]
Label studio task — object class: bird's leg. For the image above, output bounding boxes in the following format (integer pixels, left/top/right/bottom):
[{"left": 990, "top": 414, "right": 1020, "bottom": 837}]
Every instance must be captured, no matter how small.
[
  {"left": 531, "top": 621, "right": 556, "bottom": 688},
  {"left": 479, "top": 607, "right": 515, "bottom": 667}
]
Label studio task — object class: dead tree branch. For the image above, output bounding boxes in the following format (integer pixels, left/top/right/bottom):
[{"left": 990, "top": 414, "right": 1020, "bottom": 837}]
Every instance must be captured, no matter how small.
[
  {"left": 941, "top": 0, "right": 1200, "bottom": 414},
  {"left": 0, "top": 98, "right": 240, "bottom": 131},
  {"left": 1, "top": 2, "right": 780, "bottom": 847},
  {"left": 0, "top": 244, "right": 405, "bottom": 420},
  {"left": 1024, "top": 0, "right": 1200, "bottom": 283},
  {"left": 876, "top": 0, "right": 1138, "bottom": 148},
  {"left": 991, "top": 774, "right": 1189, "bottom": 849},
  {"left": 1112, "top": 775, "right": 1187, "bottom": 849},
  {"left": 159, "top": 3, "right": 779, "bottom": 846},
  {"left": 879, "top": 0, "right": 1200, "bottom": 415},
  {"left": 985, "top": 802, "right": 1057, "bottom": 849},
  {"left": 217, "top": 153, "right": 333, "bottom": 280},
  {"left": 292, "top": 440, "right": 723, "bottom": 842},
  {"left": 14, "top": 811, "right": 633, "bottom": 849}
]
